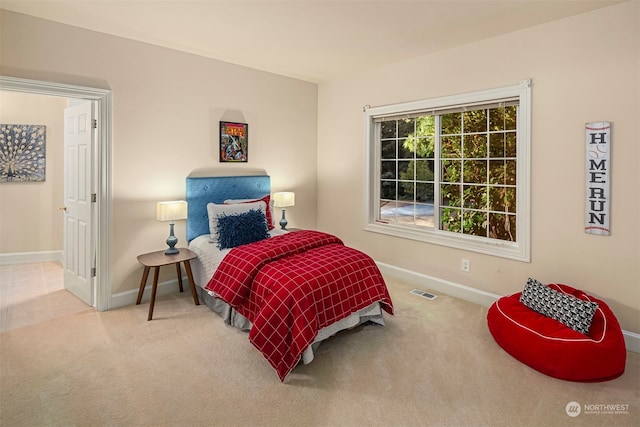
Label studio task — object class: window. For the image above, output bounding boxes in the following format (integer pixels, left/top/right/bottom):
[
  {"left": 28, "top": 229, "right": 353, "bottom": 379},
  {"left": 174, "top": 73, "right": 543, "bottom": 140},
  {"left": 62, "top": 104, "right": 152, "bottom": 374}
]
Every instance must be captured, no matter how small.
[{"left": 365, "top": 81, "right": 531, "bottom": 261}]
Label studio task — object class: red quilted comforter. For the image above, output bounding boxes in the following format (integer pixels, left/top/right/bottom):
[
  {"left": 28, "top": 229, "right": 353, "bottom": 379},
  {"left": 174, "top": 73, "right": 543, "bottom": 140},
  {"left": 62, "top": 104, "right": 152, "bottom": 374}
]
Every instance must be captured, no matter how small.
[{"left": 204, "top": 230, "right": 394, "bottom": 381}]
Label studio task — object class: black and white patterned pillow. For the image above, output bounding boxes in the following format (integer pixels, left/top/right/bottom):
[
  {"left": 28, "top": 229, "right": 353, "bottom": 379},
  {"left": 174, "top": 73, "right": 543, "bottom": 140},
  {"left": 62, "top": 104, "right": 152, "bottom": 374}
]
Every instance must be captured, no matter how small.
[{"left": 519, "top": 278, "right": 599, "bottom": 335}]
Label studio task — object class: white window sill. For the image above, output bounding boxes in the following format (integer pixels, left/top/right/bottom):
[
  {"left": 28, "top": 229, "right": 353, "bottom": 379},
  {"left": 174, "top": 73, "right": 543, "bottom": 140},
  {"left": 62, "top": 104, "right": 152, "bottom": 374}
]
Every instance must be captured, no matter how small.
[{"left": 364, "top": 222, "right": 530, "bottom": 262}]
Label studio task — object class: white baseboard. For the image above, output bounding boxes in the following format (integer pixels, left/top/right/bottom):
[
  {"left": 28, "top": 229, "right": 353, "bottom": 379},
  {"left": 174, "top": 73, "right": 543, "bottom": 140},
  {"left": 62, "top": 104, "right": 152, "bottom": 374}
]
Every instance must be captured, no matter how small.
[
  {"left": 623, "top": 331, "right": 640, "bottom": 353},
  {"left": 377, "top": 261, "right": 640, "bottom": 354},
  {"left": 0, "top": 250, "right": 63, "bottom": 266},
  {"left": 376, "top": 262, "right": 501, "bottom": 307},
  {"left": 110, "top": 277, "right": 184, "bottom": 310}
]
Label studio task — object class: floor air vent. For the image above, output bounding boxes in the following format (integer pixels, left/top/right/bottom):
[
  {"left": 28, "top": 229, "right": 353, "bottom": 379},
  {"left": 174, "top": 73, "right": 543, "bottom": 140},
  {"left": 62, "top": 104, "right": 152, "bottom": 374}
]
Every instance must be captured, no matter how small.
[{"left": 410, "top": 289, "right": 437, "bottom": 300}]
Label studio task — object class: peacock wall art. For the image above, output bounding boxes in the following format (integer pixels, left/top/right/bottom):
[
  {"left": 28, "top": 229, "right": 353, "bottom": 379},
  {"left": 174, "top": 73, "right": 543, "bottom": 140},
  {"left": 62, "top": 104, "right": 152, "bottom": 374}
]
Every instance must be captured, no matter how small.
[{"left": 0, "top": 124, "right": 46, "bottom": 182}]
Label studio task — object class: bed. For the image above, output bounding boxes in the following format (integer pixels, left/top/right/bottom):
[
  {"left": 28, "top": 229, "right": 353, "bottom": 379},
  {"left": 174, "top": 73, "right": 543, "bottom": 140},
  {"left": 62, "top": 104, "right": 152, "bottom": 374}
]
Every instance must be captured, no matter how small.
[{"left": 186, "top": 169, "right": 394, "bottom": 381}]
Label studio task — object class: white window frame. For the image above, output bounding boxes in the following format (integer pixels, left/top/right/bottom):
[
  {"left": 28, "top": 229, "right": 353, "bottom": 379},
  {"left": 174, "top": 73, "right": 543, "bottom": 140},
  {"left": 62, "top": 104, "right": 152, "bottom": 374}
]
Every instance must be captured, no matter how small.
[{"left": 364, "top": 80, "right": 531, "bottom": 262}]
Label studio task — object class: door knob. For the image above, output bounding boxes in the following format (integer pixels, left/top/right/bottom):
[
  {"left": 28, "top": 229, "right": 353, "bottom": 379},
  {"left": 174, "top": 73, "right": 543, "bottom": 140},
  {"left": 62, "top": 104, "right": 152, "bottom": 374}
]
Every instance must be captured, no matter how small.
[{"left": 59, "top": 206, "right": 67, "bottom": 212}]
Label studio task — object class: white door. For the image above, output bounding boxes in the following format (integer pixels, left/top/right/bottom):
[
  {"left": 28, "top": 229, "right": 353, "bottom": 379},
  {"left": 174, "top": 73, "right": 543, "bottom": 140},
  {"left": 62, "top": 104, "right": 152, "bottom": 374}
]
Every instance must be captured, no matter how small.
[{"left": 63, "top": 102, "right": 95, "bottom": 306}]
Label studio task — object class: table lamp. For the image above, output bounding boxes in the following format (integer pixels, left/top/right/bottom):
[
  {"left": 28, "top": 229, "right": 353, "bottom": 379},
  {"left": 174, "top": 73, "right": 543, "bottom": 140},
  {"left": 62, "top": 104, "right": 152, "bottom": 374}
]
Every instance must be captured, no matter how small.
[
  {"left": 156, "top": 200, "right": 188, "bottom": 254},
  {"left": 272, "top": 192, "right": 295, "bottom": 230}
]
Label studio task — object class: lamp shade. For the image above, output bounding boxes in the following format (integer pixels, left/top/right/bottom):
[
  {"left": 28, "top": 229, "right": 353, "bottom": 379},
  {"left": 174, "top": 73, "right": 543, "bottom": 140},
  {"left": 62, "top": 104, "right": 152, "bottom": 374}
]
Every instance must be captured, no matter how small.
[
  {"left": 156, "top": 200, "right": 188, "bottom": 222},
  {"left": 273, "top": 192, "right": 295, "bottom": 208}
]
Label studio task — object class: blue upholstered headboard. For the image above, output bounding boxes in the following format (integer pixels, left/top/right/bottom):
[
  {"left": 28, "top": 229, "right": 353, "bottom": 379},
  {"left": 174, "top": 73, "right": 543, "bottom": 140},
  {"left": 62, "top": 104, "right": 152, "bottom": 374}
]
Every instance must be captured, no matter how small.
[{"left": 186, "top": 171, "right": 270, "bottom": 242}]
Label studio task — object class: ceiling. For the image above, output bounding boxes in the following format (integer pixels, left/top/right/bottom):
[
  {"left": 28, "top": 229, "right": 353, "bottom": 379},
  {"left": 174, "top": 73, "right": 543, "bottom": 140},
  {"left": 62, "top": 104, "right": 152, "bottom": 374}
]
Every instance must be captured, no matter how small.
[{"left": 0, "top": 0, "right": 625, "bottom": 83}]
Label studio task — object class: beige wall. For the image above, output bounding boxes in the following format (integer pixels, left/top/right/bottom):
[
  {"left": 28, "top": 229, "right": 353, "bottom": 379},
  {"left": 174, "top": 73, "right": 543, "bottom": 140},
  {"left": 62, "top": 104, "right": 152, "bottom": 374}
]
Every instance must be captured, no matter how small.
[
  {"left": 0, "top": 91, "right": 66, "bottom": 253},
  {"left": 1, "top": 10, "right": 318, "bottom": 294},
  {"left": 316, "top": 1, "right": 639, "bottom": 333}
]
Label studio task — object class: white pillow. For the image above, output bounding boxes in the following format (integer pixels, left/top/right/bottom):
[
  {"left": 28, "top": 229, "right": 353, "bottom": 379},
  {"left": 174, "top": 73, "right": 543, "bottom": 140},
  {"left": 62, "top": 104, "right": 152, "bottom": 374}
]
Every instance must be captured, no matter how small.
[
  {"left": 207, "top": 201, "right": 266, "bottom": 242},
  {"left": 224, "top": 195, "right": 276, "bottom": 229}
]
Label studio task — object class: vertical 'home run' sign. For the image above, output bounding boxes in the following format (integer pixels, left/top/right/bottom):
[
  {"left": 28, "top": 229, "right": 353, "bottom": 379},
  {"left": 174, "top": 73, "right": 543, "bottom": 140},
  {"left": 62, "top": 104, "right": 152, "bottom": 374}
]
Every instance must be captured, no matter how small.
[{"left": 585, "top": 121, "right": 611, "bottom": 236}]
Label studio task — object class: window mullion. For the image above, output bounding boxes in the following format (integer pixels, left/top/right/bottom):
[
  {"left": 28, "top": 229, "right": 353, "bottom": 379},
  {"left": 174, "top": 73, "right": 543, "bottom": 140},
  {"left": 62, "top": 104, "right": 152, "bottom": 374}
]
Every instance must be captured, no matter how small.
[
  {"left": 413, "top": 119, "right": 417, "bottom": 224},
  {"left": 395, "top": 120, "right": 400, "bottom": 223},
  {"left": 434, "top": 115, "right": 442, "bottom": 233}
]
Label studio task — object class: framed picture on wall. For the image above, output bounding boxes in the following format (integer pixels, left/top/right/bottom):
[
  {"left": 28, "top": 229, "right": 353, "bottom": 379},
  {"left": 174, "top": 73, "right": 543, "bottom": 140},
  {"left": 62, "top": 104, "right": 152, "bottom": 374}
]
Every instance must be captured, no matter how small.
[
  {"left": 219, "top": 121, "right": 248, "bottom": 162},
  {"left": 0, "top": 124, "right": 46, "bottom": 182}
]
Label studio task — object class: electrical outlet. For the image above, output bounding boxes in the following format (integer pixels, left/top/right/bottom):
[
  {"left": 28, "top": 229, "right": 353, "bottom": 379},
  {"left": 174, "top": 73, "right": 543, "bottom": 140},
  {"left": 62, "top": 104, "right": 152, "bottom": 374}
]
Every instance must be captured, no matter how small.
[{"left": 461, "top": 258, "right": 470, "bottom": 272}]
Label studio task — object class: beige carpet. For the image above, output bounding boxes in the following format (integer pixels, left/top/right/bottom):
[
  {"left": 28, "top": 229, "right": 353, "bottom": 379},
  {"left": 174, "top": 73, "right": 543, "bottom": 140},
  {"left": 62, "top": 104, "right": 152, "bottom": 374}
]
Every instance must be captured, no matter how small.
[
  {"left": 0, "top": 262, "right": 92, "bottom": 332},
  {"left": 1, "top": 278, "right": 638, "bottom": 426}
]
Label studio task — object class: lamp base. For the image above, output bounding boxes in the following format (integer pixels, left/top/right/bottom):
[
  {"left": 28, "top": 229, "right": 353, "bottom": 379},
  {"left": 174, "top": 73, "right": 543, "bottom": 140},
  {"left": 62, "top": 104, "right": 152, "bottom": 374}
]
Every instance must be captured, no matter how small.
[
  {"left": 165, "top": 222, "right": 180, "bottom": 255},
  {"left": 279, "top": 208, "right": 288, "bottom": 230}
]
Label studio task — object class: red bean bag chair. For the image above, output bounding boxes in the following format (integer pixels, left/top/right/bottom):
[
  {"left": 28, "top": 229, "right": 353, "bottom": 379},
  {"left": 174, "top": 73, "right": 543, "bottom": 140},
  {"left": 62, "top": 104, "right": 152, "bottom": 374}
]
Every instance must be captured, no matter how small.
[{"left": 487, "top": 282, "right": 626, "bottom": 382}]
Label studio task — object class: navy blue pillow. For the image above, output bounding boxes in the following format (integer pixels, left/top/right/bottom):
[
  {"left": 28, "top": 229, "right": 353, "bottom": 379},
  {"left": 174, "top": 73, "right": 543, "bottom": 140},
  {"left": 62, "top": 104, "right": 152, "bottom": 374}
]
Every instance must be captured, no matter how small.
[{"left": 216, "top": 209, "right": 269, "bottom": 250}]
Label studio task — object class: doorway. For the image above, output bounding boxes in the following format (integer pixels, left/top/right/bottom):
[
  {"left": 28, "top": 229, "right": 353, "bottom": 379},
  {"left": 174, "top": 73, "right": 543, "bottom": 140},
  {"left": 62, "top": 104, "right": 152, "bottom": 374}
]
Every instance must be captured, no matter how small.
[{"left": 0, "top": 76, "right": 112, "bottom": 311}]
